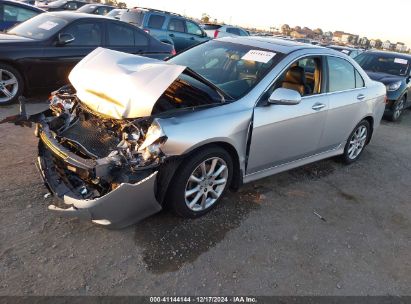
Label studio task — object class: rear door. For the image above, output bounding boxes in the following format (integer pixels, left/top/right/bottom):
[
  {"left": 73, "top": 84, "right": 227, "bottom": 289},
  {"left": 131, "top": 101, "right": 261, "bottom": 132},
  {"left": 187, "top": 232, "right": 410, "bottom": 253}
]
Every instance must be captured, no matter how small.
[
  {"left": 319, "top": 56, "right": 368, "bottom": 149},
  {"left": 166, "top": 17, "right": 188, "bottom": 51}
]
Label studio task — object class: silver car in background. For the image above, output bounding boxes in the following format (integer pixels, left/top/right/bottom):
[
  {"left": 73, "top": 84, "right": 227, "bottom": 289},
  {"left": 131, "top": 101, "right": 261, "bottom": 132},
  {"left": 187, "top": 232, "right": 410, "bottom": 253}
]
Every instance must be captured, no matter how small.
[{"left": 13, "top": 37, "right": 386, "bottom": 228}]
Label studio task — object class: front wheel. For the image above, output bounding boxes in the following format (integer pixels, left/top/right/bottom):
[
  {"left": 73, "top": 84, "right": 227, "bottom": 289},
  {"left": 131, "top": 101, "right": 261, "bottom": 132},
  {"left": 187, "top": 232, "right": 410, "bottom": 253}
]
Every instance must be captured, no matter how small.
[
  {"left": 341, "top": 120, "right": 370, "bottom": 164},
  {"left": 0, "top": 63, "right": 23, "bottom": 105},
  {"left": 388, "top": 96, "right": 405, "bottom": 122},
  {"left": 167, "top": 146, "right": 233, "bottom": 218}
]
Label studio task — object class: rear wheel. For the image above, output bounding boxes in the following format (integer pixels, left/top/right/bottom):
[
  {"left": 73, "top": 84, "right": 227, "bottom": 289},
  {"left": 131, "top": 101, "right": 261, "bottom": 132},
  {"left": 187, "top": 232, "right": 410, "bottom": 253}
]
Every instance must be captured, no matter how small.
[
  {"left": 0, "top": 63, "right": 23, "bottom": 106},
  {"left": 388, "top": 96, "right": 405, "bottom": 122},
  {"left": 168, "top": 146, "right": 233, "bottom": 218},
  {"left": 341, "top": 120, "right": 370, "bottom": 164}
]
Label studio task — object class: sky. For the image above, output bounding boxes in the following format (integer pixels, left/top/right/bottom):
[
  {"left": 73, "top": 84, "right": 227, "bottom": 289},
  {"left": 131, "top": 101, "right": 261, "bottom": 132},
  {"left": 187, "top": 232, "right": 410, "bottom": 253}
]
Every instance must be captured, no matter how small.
[{"left": 124, "top": 0, "right": 409, "bottom": 47}]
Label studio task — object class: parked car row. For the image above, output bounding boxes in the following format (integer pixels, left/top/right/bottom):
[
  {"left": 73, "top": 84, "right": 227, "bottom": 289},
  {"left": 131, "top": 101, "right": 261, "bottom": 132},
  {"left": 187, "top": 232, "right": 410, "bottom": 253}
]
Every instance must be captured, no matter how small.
[
  {"left": 0, "top": 2, "right": 409, "bottom": 123},
  {"left": 0, "top": 11, "right": 174, "bottom": 104}
]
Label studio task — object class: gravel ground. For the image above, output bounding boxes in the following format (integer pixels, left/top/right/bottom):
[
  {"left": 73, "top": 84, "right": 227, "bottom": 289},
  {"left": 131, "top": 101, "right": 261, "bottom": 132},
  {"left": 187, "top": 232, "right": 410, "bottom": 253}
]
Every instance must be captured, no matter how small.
[{"left": 0, "top": 100, "right": 410, "bottom": 296}]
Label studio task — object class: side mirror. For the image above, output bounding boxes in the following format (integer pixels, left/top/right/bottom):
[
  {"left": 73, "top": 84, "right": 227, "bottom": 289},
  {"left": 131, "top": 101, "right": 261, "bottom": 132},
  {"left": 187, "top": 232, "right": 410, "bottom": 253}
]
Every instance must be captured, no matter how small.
[
  {"left": 57, "top": 33, "right": 75, "bottom": 46},
  {"left": 268, "top": 88, "right": 302, "bottom": 105},
  {"left": 202, "top": 31, "right": 208, "bottom": 38}
]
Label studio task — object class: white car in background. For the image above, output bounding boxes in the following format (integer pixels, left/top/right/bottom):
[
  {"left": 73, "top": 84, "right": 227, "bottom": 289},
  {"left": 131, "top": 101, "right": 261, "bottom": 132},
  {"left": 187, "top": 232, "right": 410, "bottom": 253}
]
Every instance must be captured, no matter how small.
[{"left": 202, "top": 23, "right": 249, "bottom": 38}]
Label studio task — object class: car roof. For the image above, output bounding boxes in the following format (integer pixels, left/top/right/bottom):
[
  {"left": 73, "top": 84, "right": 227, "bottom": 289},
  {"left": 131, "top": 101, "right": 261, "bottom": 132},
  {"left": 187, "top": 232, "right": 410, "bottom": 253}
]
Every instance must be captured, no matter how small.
[
  {"left": 216, "top": 36, "right": 322, "bottom": 54},
  {"left": 45, "top": 11, "right": 110, "bottom": 20},
  {"left": 364, "top": 50, "right": 411, "bottom": 59},
  {"left": 0, "top": 0, "right": 45, "bottom": 11},
  {"left": 81, "top": 3, "right": 114, "bottom": 7},
  {"left": 328, "top": 45, "right": 357, "bottom": 51}
]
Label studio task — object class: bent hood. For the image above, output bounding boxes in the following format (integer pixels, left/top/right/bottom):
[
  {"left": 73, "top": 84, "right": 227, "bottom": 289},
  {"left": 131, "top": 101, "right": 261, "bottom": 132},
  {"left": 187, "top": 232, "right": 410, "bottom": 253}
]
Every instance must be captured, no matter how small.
[
  {"left": 365, "top": 70, "right": 405, "bottom": 85},
  {"left": 68, "top": 47, "right": 186, "bottom": 119}
]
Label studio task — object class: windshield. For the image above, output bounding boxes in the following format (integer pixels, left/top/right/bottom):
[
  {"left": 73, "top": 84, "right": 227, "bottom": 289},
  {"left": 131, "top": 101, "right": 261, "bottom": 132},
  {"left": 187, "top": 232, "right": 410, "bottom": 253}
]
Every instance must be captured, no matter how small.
[
  {"left": 168, "top": 40, "right": 284, "bottom": 99},
  {"left": 7, "top": 14, "right": 68, "bottom": 40},
  {"left": 355, "top": 53, "right": 410, "bottom": 76}
]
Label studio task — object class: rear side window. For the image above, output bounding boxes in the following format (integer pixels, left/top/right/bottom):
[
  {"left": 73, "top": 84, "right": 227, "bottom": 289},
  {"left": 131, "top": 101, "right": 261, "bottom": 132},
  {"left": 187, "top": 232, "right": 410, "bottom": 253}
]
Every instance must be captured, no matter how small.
[
  {"left": 147, "top": 14, "right": 165, "bottom": 29},
  {"left": 355, "top": 70, "right": 364, "bottom": 88},
  {"left": 107, "top": 23, "right": 134, "bottom": 46},
  {"left": 120, "top": 10, "right": 145, "bottom": 26},
  {"left": 134, "top": 30, "right": 148, "bottom": 46},
  {"left": 226, "top": 28, "right": 240, "bottom": 35},
  {"left": 96, "top": 6, "right": 111, "bottom": 15},
  {"left": 327, "top": 57, "right": 356, "bottom": 92},
  {"left": 239, "top": 29, "right": 249, "bottom": 36},
  {"left": 168, "top": 18, "right": 185, "bottom": 32},
  {"left": 64, "top": 2, "right": 78, "bottom": 10},
  {"left": 186, "top": 21, "right": 202, "bottom": 35}
]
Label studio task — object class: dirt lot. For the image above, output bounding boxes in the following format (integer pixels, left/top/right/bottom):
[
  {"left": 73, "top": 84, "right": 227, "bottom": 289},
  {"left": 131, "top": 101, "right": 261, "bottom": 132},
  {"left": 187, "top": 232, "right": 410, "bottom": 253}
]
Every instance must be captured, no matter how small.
[{"left": 0, "top": 100, "right": 410, "bottom": 296}]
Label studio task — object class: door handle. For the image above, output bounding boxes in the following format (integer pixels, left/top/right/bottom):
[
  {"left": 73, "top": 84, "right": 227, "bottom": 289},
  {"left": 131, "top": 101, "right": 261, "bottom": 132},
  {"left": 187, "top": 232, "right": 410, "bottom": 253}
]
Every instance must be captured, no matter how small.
[
  {"left": 190, "top": 37, "right": 195, "bottom": 40},
  {"left": 357, "top": 94, "right": 365, "bottom": 100},
  {"left": 312, "top": 103, "right": 326, "bottom": 111},
  {"left": 169, "top": 34, "right": 175, "bottom": 37}
]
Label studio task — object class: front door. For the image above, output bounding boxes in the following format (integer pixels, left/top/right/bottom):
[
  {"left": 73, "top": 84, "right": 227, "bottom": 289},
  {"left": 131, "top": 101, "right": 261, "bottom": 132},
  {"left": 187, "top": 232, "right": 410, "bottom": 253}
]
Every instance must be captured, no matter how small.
[
  {"left": 247, "top": 56, "right": 329, "bottom": 174},
  {"left": 41, "top": 20, "right": 104, "bottom": 89}
]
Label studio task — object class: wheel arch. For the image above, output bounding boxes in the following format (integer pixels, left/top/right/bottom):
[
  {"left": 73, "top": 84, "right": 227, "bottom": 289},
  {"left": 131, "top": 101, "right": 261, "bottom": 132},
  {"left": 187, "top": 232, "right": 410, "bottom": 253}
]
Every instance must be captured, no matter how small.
[
  {"left": 362, "top": 115, "right": 374, "bottom": 144},
  {"left": 157, "top": 141, "right": 243, "bottom": 206}
]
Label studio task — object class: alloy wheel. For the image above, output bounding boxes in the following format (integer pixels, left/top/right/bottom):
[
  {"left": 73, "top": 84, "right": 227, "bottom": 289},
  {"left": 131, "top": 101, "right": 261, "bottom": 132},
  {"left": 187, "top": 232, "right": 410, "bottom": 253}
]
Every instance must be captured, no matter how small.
[
  {"left": 348, "top": 125, "right": 368, "bottom": 160},
  {"left": 0, "top": 69, "right": 19, "bottom": 104},
  {"left": 393, "top": 98, "right": 405, "bottom": 120},
  {"left": 185, "top": 157, "right": 228, "bottom": 212}
]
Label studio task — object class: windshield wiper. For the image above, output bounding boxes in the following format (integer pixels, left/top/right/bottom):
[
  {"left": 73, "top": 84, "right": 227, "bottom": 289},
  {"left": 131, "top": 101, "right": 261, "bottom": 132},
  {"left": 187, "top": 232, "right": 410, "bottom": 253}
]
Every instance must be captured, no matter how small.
[{"left": 184, "top": 67, "right": 233, "bottom": 102}]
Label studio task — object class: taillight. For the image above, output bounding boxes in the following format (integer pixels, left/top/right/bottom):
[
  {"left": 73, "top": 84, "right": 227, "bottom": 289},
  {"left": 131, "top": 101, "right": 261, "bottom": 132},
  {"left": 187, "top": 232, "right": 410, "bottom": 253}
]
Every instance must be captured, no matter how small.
[
  {"left": 171, "top": 48, "right": 176, "bottom": 56},
  {"left": 144, "top": 29, "right": 150, "bottom": 34},
  {"left": 214, "top": 30, "right": 219, "bottom": 38},
  {"left": 384, "top": 96, "right": 388, "bottom": 104}
]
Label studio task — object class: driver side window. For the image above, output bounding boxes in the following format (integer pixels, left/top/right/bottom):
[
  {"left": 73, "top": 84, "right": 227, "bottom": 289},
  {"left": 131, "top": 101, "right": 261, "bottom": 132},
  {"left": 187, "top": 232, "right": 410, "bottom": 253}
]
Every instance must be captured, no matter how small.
[
  {"left": 269, "top": 56, "right": 323, "bottom": 97},
  {"left": 60, "top": 22, "right": 103, "bottom": 46}
]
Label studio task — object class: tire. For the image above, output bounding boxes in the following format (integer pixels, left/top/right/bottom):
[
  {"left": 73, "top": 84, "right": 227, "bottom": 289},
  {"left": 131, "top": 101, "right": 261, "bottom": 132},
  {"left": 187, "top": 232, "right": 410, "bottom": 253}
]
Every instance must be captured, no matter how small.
[
  {"left": 0, "top": 63, "right": 23, "bottom": 106},
  {"left": 341, "top": 120, "right": 370, "bottom": 164},
  {"left": 387, "top": 96, "right": 406, "bottom": 122},
  {"left": 168, "top": 145, "right": 233, "bottom": 218}
]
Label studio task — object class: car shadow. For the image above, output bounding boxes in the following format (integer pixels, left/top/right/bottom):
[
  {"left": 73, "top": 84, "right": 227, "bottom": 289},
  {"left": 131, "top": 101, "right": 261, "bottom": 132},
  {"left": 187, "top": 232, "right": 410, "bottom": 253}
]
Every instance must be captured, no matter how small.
[{"left": 134, "top": 159, "right": 338, "bottom": 274}]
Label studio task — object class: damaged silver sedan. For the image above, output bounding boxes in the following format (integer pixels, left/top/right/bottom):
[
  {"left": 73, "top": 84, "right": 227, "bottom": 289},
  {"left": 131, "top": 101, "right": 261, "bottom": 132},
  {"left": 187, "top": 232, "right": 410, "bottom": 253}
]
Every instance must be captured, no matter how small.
[{"left": 5, "top": 37, "right": 386, "bottom": 228}]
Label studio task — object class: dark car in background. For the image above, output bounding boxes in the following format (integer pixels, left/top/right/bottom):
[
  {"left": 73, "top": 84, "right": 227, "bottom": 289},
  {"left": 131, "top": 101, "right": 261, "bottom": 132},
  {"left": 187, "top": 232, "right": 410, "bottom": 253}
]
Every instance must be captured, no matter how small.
[
  {"left": 0, "top": 0, "right": 43, "bottom": 30},
  {"left": 76, "top": 3, "right": 114, "bottom": 15},
  {"left": 355, "top": 51, "right": 411, "bottom": 121},
  {"left": 0, "top": 11, "right": 174, "bottom": 104},
  {"left": 120, "top": 7, "right": 209, "bottom": 52},
  {"left": 327, "top": 45, "right": 363, "bottom": 58},
  {"left": 38, "top": 0, "right": 86, "bottom": 11}
]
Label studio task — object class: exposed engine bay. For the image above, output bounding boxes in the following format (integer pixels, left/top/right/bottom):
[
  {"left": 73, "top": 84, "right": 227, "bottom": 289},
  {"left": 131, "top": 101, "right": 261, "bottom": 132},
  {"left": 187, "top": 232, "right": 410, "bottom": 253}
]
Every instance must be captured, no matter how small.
[{"left": 43, "top": 85, "right": 168, "bottom": 200}]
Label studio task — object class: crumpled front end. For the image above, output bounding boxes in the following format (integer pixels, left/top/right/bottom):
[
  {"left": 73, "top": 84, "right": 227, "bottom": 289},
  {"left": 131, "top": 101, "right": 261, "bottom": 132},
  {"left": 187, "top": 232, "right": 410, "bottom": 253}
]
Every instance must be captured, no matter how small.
[{"left": 33, "top": 86, "right": 169, "bottom": 228}]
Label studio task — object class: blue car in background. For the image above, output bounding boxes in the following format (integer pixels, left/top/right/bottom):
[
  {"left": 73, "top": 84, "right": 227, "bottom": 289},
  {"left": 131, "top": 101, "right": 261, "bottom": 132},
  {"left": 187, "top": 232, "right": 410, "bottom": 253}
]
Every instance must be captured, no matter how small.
[
  {"left": 0, "top": 0, "right": 44, "bottom": 31},
  {"left": 120, "top": 7, "right": 209, "bottom": 52}
]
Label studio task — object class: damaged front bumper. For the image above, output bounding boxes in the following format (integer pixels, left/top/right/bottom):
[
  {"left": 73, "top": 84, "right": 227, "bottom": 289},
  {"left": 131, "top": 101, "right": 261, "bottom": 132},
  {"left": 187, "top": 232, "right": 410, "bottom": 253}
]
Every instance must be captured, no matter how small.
[{"left": 36, "top": 121, "right": 162, "bottom": 229}]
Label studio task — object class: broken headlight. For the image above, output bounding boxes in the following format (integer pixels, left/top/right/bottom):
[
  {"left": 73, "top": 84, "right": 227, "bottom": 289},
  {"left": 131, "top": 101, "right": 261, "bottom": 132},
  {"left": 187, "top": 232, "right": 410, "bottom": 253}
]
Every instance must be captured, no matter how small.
[{"left": 138, "top": 119, "right": 167, "bottom": 162}]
